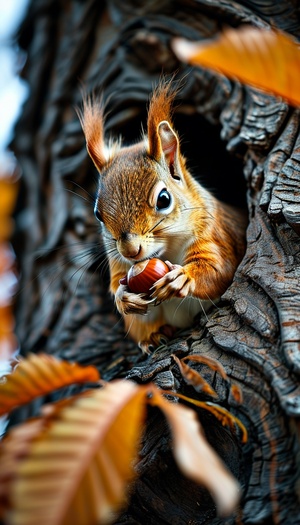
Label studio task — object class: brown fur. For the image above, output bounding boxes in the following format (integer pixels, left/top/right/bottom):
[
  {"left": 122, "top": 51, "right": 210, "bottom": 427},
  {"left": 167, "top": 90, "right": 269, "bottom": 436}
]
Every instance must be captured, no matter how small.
[
  {"left": 77, "top": 96, "right": 107, "bottom": 169},
  {"left": 147, "top": 82, "right": 176, "bottom": 160}
]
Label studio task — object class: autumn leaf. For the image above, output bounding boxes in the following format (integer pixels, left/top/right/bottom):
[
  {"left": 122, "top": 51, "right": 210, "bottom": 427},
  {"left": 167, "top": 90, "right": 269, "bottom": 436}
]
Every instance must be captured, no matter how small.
[
  {"left": 172, "top": 354, "right": 217, "bottom": 397},
  {"left": 177, "top": 354, "right": 243, "bottom": 405},
  {"left": 230, "top": 383, "right": 243, "bottom": 404},
  {"left": 0, "top": 304, "right": 15, "bottom": 337},
  {"left": 182, "top": 354, "right": 228, "bottom": 380},
  {"left": 151, "top": 389, "right": 240, "bottom": 517},
  {"left": 162, "top": 390, "right": 248, "bottom": 444},
  {"left": 0, "top": 353, "right": 100, "bottom": 416},
  {"left": 0, "top": 373, "right": 245, "bottom": 523},
  {"left": 172, "top": 26, "right": 300, "bottom": 107},
  {"left": 4, "top": 380, "right": 148, "bottom": 525},
  {"left": 0, "top": 352, "right": 245, "bottom": 523},
  {"left": 0, "top": 178, "right": 18, "bottom": 241},
  {"left": 0, "top": 174, "right": 19, "bottom": 361},
  {"left": 0, "top": 418, "right": 48, "bottom": 517}
]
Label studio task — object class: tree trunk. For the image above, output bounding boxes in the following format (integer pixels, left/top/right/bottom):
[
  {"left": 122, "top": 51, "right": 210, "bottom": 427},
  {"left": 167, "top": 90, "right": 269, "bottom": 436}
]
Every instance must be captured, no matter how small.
[{"left": 11, "top": 0, "right": 300, "bottom": 523}]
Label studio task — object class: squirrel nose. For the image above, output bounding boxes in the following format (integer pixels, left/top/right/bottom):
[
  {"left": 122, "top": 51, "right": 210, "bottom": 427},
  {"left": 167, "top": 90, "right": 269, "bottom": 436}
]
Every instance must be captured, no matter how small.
[
  {"left": 120, "top": 232, "right": 134, "bottom": 242},
  {"left": 119, "top": 233, "right": 142, "bottom": 259},
  {"left": 125, "top": 245, "right": 142, "bottom": 259}
]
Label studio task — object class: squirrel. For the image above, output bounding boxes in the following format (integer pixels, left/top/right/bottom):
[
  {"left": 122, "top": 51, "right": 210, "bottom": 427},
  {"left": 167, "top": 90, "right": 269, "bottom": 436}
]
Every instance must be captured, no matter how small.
[{"left": 78, "top": 82, "right": 247, "bottom": 351}]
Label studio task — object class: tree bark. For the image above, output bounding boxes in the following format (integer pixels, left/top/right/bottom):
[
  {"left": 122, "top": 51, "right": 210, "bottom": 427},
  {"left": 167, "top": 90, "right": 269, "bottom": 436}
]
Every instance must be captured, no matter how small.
[{"left": 11, "top": 0, "right": 300, "bottom": 523}]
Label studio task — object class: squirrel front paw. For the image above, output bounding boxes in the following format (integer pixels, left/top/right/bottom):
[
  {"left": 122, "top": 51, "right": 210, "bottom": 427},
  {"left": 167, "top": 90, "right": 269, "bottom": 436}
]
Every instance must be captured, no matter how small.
[
  {"left": 115, "top": 284, "right": 154, "bottom": 315},
  {"left": 150, "top": 263, "right": 195, "bottom": 302}
]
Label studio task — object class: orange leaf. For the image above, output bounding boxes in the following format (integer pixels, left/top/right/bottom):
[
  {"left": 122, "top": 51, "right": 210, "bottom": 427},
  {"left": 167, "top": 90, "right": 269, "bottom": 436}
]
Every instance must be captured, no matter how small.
[
  {"left": 6, "top": 380, "right": 147, "bottom": 525},
  {"left": 0, "top": 178, "right": 18, "bottom": 241},
  {"left": 0, "top": 353, "right": 100, "bottom": 416},
  {"left": 172, "top": 354, "right": 217, "bottom": 397},
  {"left": 0, "top": 179, "right": 18, "bottom": 218},
  {"left": 0, "top": 305, "right": 15, "bottom": 335},
  {"left": 230, "top": 384, "right": 243, "bottom": 404},
  {"left": 182, "top": 354, "right": 228, "bottom": 380},
  {"left": 162, "top": 390, "right": 248, "bottom": 444},
  {"left": 172, "top": 26, "right": 300, "bottom": 107},
  {"left": 0, "top": 418, "right": 48, "bottom": 518},
  {"left": 150, "top": 389, "right": 240, "bottom": 517},
  {"left": 180, "top": 355, "right": 243, "bottom": 405}
]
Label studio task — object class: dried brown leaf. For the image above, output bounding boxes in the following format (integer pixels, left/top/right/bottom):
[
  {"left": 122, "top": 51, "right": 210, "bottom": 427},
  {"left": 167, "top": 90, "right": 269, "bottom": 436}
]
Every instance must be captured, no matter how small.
[
  {"left": 0, "top": 418, "right": 47, "bottom": 518},
  {"left": 0, "top": 353, "right": 100, "bottom": 416},
  {"left": 172, "top": 26, "right": 300, "bottom": 106},
  {"left": 151, "top": 389, "right": 241, "bottom": 516},
  {"left": 181, "top": 355, "right": 243, "bottom": 405},
  {"left": 172, "top": 354, "right": 217, "bottom": 397},
  {"left": 182, "top": 354, "right": 228, "bottom": 380},
  {"left": 230, "top": 384, "right": 243, "bottom": 404},
  {"left": 162, "top": 390, "right": 248, "bottom": 444},
  {"left": 6, "top": 380, "right": 147, "bottom": 525}
]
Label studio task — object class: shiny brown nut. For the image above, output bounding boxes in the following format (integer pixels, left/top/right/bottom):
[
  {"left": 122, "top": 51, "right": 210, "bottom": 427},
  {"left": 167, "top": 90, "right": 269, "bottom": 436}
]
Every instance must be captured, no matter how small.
[{"left": 125, "top": 258, "right": 169, "bottom": 294}]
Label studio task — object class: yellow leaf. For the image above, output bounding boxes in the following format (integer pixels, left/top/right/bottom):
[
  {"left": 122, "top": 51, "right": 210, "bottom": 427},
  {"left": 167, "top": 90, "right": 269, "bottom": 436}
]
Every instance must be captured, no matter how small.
[
  {"left": 172, "top": 26, "right": 300, "bottom": 107},
  {"left": 0, "top": 353, "right": 100, "bottom": 416},
  {"left": 0, "top": 305, "right": 15, "bottom": 336},
  {"left": 0, "top": 178, "right": 18, "bottom": 241},
  {"left": 0, "top": 418, "right": 48, "bottom": 519},
  {"left": 6, "top": 380, "right": 147, "bottom": 525},
  {"left": 0, "top": 178, "right": 18, "bottom": 218},
  {"left": 150, "top": 389, "right": 240, "bottom": 517}
]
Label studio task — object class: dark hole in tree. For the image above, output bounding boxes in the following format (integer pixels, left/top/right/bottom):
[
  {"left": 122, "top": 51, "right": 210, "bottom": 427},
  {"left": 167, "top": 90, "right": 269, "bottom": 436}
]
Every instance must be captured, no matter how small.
[{"left": 174, "top": 113, "right": 247, "bottom": 209}]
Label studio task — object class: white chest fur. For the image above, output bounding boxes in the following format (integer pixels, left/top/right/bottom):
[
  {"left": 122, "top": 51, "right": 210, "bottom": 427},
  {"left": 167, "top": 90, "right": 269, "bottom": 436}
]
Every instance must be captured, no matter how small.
[
  {"left": 143, "top": 295, "right": 212, "bottom": 329},
  {"left": 161, "top": 296, "right": 211, "bottom": 328}
]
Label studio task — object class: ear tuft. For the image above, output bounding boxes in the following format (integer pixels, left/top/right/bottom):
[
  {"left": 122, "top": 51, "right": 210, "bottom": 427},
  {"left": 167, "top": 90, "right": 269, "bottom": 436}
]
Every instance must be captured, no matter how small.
[
  {"left": 77, "top": 96, "right": 107, "bottom": 170},
  {"left": 147, "top": 81, "right": 177, "bottom": 160}
]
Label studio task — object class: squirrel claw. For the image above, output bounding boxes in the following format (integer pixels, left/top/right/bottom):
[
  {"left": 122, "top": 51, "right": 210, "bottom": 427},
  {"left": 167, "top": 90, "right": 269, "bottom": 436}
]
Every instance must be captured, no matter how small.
[
  {"left": 138, "top": 341, "right": 154, "bottom": 354},
  {"left": 116, "top": 284, "right": 153, "bottom": 316},
  {"left": 151, "top": 266, "right": 193, "bottom": 302},
  {"left": 138, "top": 324, "right": 175, "bottom": 353}
]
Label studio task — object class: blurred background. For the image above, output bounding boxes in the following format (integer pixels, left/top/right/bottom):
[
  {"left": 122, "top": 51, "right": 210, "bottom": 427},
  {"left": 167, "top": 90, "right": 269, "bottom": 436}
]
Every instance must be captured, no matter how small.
[
  {"left": 0, "top": 0, "right": 28, "bottom": 397},
  {"left": 0, "top": 0, "right": 29, "bottom": 170}
]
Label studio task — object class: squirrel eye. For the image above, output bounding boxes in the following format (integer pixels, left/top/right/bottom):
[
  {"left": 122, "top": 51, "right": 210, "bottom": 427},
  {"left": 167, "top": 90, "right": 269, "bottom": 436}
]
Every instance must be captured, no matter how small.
[
  {"left": 94, "top": 206, "right": 103, "bottom": 222},
  {"left": 156, "top": 189, "right": 172, "bottom": 210}
]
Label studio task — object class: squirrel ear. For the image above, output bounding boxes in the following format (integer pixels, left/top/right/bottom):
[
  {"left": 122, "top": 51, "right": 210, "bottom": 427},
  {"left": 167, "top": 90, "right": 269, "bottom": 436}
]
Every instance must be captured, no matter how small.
[
  {"left": 157, "top": 120, "right": 180, "bottom": 178},
  {"left": 77, "top": 98, "right": 107, "bottom": 170}
]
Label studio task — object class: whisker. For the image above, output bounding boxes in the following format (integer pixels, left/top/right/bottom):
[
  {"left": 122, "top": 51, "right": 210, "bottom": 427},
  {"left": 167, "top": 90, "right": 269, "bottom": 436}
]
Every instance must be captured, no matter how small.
[
  {"left": 197, "top": 298, "right": 209, "bottom": 322},
  {"left": 69, "top": 257, "right": 100, "bottom": 296},
  {"left": 203, "top": 292, "right": 220, "bottom": 310},
  {"left": 180, "top": 205, "right": 215, "bottom": 221},
  {"left": 146, "top": 217, "right": 166, "bottom": 235},
  {"left": 26, "top": 254, "right": 101, "bottom": 336},
  {"left": 124, "top": 315, "right": 135, "bottom": 340},
  {"left": 32, "top": 240, "right": 100, "bottom": 261},
  {"left": 171, "top": 295, "right": 188, "bottom": 323},
  {"left": 64, "top": 187, "right": 94, "bottom": 205},
  {"left": 15, "top": 242, "right": 107, "bottom": 302},
  {"left": 65, "top": 180, "right": 96, "bottom": 203}
]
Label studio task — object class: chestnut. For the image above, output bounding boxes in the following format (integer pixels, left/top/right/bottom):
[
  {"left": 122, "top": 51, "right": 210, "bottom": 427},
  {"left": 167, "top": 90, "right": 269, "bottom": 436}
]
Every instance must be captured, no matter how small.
[{"left": 121, "top": 258, "right": 169, "bottom": 294}]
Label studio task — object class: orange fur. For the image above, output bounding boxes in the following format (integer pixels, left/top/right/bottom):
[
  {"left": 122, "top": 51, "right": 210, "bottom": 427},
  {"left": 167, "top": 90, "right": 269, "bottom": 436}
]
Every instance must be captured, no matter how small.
[
  {"left": 77, "top": 95, "right": 106, "bottom": 169},
  {"left": 79, "top": 81, "right": 247, "bottom": 351},
  {"left": 147, "top": 82, "right": 176, "bottom": 160}
]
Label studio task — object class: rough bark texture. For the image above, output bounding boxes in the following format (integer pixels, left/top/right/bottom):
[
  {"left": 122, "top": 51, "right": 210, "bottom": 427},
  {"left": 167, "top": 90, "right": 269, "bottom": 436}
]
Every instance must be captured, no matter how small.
[{"left": 11, "top": 0, "right": 300, "bottom": 524}]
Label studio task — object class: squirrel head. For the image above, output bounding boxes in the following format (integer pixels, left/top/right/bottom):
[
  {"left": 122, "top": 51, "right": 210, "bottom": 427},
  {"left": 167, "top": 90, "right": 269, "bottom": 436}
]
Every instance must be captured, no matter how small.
[{"left": 78, "top": 82, "right": 207, "bottom": 263}]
